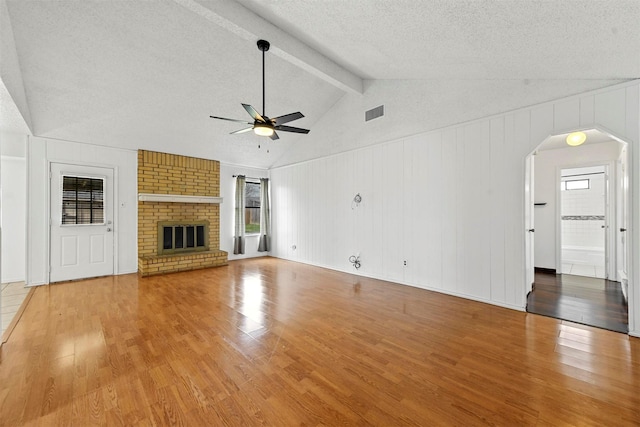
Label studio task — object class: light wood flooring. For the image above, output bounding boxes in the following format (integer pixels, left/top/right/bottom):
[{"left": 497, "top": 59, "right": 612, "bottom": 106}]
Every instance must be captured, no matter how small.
[{"left": 1, "top": 258, "right": 639, "bottom": 426}]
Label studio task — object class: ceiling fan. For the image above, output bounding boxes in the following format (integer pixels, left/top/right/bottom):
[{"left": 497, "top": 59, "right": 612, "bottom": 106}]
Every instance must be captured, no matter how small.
[{"left": 210, "top": 39, "right": 310, "bottom": 140}]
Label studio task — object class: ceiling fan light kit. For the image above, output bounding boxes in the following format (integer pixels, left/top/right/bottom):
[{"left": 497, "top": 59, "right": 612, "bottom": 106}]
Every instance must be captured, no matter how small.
[
  {"left": 210, "top": 39, "right": 310, "bottom": 141},
  {"left": 253, "top": 123, "right": 274, "bottom": 137}
]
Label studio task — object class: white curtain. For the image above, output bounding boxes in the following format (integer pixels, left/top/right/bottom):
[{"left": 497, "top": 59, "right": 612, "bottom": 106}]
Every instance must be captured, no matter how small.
[
  {"left": 258, "top": 178, "right": 271, "bottom": 252},
  {"left": 233, "top": 175, "right": 246, "bottom": 254}
]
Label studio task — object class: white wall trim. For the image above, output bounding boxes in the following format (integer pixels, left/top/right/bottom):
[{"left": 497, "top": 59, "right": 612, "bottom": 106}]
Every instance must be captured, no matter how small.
[
  {"left": 25, "top": 281, "right": 47, "bottom": 287},
  {"left": 274, "top": 255, "right": 527, "bottom": 312}
]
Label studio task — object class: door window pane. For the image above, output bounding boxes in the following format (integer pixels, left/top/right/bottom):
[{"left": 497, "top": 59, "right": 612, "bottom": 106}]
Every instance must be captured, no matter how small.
[{"left": 62, "top": 176, "right": 104, "bottom": 224}]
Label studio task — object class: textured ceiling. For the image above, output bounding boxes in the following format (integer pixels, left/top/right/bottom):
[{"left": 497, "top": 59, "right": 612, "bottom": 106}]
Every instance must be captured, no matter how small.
[
  {"left": 0, "top": 78, "right": 29, "bottom": 135},
  {"left": 235, "top": 0, "right": 640, "bottom": 80},
  {"left": 1, "top": 0, "right": 639, "bottom": 168}
]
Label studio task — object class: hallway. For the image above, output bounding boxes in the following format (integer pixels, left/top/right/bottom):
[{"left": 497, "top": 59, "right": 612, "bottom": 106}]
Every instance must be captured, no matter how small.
[{"left": 527, "top": 271, "right": 628, "bottom": 333}]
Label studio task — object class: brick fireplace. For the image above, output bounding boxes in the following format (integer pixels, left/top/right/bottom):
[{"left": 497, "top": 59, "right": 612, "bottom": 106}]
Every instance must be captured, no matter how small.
[{"left": 137, "top": 150, "right": 227, "bottom": 276}]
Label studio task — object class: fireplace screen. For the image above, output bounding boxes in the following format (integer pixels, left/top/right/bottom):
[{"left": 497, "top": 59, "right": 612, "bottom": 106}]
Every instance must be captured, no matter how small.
[{"left": 158, "top": 220, "right": 209, "bottom": 255}]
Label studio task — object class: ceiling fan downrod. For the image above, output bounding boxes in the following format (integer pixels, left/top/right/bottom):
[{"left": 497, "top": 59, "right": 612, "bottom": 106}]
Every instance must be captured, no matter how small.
[{"left": 257, "top": 39, "right": 270, "bottom": 117}]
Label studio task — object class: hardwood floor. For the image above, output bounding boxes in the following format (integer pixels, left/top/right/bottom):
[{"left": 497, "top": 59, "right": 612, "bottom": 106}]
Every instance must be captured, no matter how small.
[
  {"left": 527, "top": 272, "right": 628, "bottom": 333},
  {"left": 1, "top": 258, "right": 639, "bottom": 426}
]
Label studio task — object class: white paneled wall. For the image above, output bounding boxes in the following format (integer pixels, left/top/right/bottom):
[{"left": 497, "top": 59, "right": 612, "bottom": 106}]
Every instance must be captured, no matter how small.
[
  {"left": 1, "top": 156, "right": 26, "bottom": 282},
  {"left": 1, "top": 131, "right": 27, "bottom": 283},
  {"left": 272, "top": 116, "right": 529, "bottom": 309},
  {"left": 27, "top": 137, "right": 138, "bottom": 285},
  {"left": 271, "top": 81, "right": 640, "bottom": 336}
]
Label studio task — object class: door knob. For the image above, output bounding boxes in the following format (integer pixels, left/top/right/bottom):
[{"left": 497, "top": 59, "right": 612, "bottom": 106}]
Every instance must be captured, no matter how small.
[
  {"left": 528, "top": 229, "right": 535, "bottom": 232},
  {"left": 107, "top": 228, "right": 112, "bottom": 232},
  {"left": 620, "top": 228, "right": 627, "bottom": 232}
]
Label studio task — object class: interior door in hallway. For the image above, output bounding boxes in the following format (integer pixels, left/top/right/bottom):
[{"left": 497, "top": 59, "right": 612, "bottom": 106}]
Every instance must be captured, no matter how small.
[
  {"left": 618, "top": 151, "right": 628, "bottom": 281},
  {"left": 525, "top": 153, "right": 535, "bottom": 293},
  {"left": 50, "top": 163, "right": 114, "bottom": 282}
]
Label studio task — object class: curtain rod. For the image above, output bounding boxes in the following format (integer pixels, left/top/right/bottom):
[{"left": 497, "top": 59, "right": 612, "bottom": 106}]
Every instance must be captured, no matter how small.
[{"left": 232, "top": 175, "right": 267, "bottom": 180}]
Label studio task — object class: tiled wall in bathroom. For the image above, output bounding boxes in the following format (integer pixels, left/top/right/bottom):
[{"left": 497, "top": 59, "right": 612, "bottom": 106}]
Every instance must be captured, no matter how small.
[{"left": 561, "top": 173, "right": 605, "bottom": 249}]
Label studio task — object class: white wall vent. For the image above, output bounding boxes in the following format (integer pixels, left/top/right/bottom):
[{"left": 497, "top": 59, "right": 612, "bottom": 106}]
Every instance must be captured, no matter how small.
[{"left": 365, "top": 105, "right": 384, "bottom": 122}]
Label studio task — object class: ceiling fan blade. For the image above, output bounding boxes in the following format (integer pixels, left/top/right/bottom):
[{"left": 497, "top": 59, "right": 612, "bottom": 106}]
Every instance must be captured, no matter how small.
[
  {"left": 210, "top": 115, "right": 252, "bottom": 124},
  {"left": 272, "top": 112, "right": 304, "bottom": 125},
  {"left": 242, "top": 104, "right": 266, "bottom": 123},
  {"left": 274, "top": 125, "right": 310, "bottom": 134},
  {"left": 270, "top": 131, "right": 280, "bottom": 141},
  {"left": 230, "top": 127, "right": 254, "bottom": 135}
]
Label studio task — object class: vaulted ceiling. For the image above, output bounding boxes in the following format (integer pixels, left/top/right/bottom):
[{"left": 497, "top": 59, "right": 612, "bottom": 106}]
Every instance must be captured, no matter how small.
[{"left": 1, "top": 0, "right": 639, "bottom": 168}]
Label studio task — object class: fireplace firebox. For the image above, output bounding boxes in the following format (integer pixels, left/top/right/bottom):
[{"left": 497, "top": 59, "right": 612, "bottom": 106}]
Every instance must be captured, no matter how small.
[{"left": 157, "top": 220, "right": 209, "bottom": 255}]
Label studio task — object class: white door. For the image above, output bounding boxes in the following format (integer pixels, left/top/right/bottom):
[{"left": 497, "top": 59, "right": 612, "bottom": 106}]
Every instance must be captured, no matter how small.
[
  {"left": 525, "top": 154, "right": 535, "bottom": 293},
  {"left": 617, "top": 152, "right": 629, "bottom": 281},
  {"left": 603, "top": 166, "right": 612, "bottom": 279},
  {"left": 50, "top": 163, "right": 114, "bottom": 282}
]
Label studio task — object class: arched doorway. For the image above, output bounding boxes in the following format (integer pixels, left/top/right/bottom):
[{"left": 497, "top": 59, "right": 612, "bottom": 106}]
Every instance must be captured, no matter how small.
[{"left": 525, "top": 129, "right": 629, "bottom": 333}]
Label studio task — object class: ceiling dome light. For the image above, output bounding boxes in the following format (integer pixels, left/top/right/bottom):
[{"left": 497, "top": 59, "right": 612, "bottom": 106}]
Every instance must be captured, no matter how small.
[
  {"left": 566, "top": 131, "right": 587, "bottom": 146},
  {"left": 253, "top": 124, "right": 274, "bottom": 137}
]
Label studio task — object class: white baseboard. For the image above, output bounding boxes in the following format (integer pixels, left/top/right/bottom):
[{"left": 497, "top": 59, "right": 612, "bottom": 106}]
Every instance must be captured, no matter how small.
[
  {"left": 1, "top": 276, "right": 25, "bottom": 284},
  {"left": 271, "top": 255, "right": 526, "bottom": 312}
]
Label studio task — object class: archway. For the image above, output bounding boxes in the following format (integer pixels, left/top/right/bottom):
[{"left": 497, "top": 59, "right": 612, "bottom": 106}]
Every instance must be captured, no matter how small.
[{"left": 525, "top": 128, "right": 630, "bottom": 333}]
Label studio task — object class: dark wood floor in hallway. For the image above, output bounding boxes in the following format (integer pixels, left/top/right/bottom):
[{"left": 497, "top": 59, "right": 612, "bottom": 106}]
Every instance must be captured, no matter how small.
[
  {"left": 1, "top": 258, "right": 639, "bottom": 426},
  {"left": 527, "top": 271, "right": 628, "bottom": 333}
]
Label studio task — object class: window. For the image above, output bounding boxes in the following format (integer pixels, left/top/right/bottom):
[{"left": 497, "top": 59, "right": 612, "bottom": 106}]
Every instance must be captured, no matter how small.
[
  {"left": 245, "top": 181, "right": 261, "bottom": 234},
  {"left": 61, "top": 176, "right": 104, "bottom": 225},
  {"left": 562, "top": 179, "right": 590, "bottom": 191}
]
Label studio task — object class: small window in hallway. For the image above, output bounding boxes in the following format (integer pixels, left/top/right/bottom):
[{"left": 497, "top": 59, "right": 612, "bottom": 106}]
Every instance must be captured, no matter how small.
[{"left": 563, "top": 179, "right": 589, "bottom": 191}]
